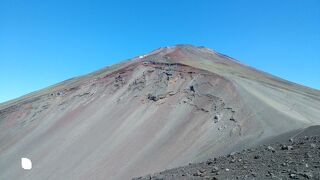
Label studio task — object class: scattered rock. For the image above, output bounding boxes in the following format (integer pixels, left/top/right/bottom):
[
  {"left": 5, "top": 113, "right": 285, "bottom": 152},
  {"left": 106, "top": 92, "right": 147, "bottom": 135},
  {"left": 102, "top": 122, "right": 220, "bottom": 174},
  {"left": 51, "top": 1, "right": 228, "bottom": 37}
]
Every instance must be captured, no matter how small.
[
  {"left": 267, "top": 146, "right": 276, "bottom": 152},
  {"left": 213, "top": 115, "right": 219, "bottom": 123},
  {"left": 300, "top": 172, "right": 313, "bottom": 179},
  {"left": 282, "top": 162, "right": 287, "bottom": 167},
  {"left": 289, "top": 173, "right": 298, "bottom": 179},
  {"left": 206, "top": 159, "right": 213, "bottom": 165},
  {"left": 189, "top": 85, "right": 195, "bottom": 92},
  {"left": 281, "top": 145, "right": 293, "bottom": 150},
  {"left": 193, "top": 171, "right": 201, "bottom": 176},
  {"left": 135, "top": 136, "right": 320, "bottom": 180},
  {"left": 211, "top": 166, "right": 219, "bottom": 173},
  {"left": 147, "top": 94, "right": 159, "bottom": 101},
  {"left": 229, "top": 117, "right": 236, "bottom": 122},
  {"left": 254, "top": 155, "right": 260, "bottom": 159}
]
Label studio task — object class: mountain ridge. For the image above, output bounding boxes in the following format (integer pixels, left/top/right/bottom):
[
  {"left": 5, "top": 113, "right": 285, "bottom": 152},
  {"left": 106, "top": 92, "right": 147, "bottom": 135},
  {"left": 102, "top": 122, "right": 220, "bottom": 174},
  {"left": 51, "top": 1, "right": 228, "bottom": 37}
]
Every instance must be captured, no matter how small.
[{"left": 1, "top": 44, "right": 319, "bottom": 108}]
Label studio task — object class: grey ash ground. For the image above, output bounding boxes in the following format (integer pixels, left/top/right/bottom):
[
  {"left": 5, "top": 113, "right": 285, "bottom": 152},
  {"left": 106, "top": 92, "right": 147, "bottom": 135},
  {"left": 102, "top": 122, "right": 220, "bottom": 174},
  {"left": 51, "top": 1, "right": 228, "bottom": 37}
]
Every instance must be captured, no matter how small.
[{"left": 134, "top": 136, "right": 320, "bottom": 180}]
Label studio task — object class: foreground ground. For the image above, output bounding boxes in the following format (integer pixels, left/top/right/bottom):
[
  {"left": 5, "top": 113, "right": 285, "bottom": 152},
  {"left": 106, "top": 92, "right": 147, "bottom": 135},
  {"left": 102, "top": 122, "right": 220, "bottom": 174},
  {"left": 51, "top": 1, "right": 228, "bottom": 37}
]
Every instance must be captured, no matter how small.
[{"left": 134, "top": 136, "right": 320, "bottom": 179}]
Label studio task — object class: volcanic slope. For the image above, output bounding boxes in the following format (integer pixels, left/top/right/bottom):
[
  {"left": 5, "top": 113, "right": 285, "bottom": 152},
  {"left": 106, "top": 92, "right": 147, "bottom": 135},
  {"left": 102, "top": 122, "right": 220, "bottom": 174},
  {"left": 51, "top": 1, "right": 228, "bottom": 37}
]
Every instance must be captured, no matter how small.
[
  {"left": 0, "top": 45, "right": 319, "bottom": 180},
  {"left": 134, "top": 126, "right": 320, "bottom": 180}
]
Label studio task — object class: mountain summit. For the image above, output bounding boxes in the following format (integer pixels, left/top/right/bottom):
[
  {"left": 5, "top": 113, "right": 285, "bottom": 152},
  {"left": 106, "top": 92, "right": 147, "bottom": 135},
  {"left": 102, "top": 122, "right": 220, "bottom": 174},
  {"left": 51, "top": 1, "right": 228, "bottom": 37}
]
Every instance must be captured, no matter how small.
[{"left": 1, "top": 45, "right": 320, "bottom": 179}]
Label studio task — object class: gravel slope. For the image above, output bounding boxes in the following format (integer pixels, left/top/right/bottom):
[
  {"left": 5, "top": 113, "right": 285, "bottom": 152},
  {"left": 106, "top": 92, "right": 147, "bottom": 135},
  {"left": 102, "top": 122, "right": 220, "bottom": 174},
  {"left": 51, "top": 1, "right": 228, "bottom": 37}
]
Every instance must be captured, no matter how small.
[{"left": 134, "top": 135, "right": 320, "bottom": 180}]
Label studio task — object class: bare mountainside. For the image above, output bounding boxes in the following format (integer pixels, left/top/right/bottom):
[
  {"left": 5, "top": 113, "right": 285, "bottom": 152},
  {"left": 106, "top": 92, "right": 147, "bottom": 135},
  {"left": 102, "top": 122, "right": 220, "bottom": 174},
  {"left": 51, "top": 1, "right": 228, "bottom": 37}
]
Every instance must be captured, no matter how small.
[{"left": 0, "top": 45, "right": 320, "bottom": 179}]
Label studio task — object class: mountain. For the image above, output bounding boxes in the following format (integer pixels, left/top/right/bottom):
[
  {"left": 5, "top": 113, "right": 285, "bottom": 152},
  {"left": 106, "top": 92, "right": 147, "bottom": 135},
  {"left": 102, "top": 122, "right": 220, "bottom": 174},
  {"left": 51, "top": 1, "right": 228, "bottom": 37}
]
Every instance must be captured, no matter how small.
[{"left": 1, "top": 45, "right": 319, "bottom": 180}]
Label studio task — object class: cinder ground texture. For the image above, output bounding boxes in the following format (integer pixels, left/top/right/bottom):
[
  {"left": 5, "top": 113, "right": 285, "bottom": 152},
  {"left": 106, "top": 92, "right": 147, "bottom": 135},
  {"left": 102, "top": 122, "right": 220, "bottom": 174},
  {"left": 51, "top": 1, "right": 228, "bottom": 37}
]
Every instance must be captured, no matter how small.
[
  {"left": 0, "top": 45, "right": 320, "bottom": 179},
  {"left": 134, "top": 126, "right": 320, "bottom": 179}
]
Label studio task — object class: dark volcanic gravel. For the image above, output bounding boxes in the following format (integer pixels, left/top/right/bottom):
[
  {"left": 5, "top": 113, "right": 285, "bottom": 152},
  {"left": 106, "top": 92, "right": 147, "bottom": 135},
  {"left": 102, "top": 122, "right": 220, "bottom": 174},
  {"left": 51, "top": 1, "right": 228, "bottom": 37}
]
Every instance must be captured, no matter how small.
[{"left": 134, "top": 136, "right": 320, "bottom": 179}]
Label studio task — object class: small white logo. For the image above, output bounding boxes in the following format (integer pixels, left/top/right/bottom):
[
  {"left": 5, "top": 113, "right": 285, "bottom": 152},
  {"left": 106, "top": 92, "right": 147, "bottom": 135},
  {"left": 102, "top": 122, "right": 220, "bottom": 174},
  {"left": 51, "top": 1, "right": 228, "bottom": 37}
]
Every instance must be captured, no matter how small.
[{"left": 21, "top": 158, "right": 32, "bottom": 170}]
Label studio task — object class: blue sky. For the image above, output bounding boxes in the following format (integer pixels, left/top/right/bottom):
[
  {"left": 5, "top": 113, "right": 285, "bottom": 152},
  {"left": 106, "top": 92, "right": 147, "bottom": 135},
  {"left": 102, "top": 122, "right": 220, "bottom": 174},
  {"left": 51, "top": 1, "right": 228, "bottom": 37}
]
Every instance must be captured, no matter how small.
[{"left": 0, "top": 0, "right": 319, "bottom": 103}]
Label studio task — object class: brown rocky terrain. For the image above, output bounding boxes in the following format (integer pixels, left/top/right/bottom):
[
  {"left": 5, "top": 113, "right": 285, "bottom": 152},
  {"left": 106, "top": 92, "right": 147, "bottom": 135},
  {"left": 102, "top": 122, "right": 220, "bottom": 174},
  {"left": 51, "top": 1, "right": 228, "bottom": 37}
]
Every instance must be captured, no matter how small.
[{"left": 0, "top": 45, "right": 319, "bottom": 179}]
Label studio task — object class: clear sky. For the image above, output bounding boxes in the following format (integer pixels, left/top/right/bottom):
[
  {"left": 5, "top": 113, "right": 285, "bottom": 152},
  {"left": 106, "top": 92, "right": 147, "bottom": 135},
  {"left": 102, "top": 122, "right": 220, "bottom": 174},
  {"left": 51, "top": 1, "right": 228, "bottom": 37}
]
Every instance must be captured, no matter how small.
[{"left": 0, "top": 0, "right": 319, "bottom": 103}]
